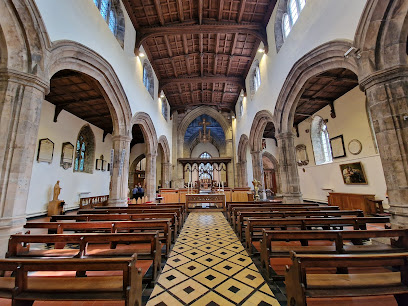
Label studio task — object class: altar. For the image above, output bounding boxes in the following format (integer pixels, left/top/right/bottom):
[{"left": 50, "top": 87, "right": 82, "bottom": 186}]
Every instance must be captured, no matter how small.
[{"left": 185, "top": 194, "right": 226, "bottom": 212}]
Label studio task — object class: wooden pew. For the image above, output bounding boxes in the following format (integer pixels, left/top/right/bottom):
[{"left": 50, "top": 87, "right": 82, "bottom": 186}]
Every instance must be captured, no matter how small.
[
  {"left": 285, "top": 252, "right": 408, "bottom": 306},
  {"left": 78, "top": 208, "right": 184, "bottom": 226},
  {"left": 231, "top": 206, "right": 341, "bottom": 231},
  {"left": 260, "top": 229, "right": 408, "bottom": 279},
  {"left": 236, "top": 210, "right": 364, "bottom": 239},
  {"left": 24, "top": 220, "right": 172, "bottom": 256},
  {"left": 6, "top": 232, "right": 162, "bottom": 283},
  {"left": 51, "top": 212, "right": 180, "bottom": 240},
  {"left": 226, "top": 202, "right": 321, "bottom": 222},
  {"left": 244, "top": 216, "right": 391, "bottom": 253},
  {"left": 0, "top": 256, "right": 142, "bottom": 305}
]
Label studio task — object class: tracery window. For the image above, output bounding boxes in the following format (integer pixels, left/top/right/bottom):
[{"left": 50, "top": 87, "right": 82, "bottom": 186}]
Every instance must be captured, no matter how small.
[
  {"left": 93, "top": 0, "right": 125, "bottom": 47},
  {"left": 143, "top": 62, "right": 154, "bottom": 99},
  {"left": 199, "top": 152, "right": 212, "bottom": 159},
  {"left": 250, "top": 60, "right": 261, "bottom": 98},
  {"left": 311, "top": 116, "right": 332, "bottom": 165},
  {"left": 282, "top": 0, "right": 306, "bottom": 38},
  {"left": 74, "top": 125, "right": 95, "bottom": 173}
]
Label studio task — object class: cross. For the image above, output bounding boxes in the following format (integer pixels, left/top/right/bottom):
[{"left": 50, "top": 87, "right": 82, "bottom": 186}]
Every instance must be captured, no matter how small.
[{"left": 199, "top": 118, "right": 210, "bottom": 135}]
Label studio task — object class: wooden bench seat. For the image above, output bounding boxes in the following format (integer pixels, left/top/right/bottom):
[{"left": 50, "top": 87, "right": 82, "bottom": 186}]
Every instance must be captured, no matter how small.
[
  {"left": 6, "top": 232, "right": 162, "bottom": 282},
  {"left": 230, "top": 206, "right": 340, "bottom": 230},
  {"left": 235, "top": 210, "right": 364, "bottom": 238},
  {"left": 260, "top": 229, "right": 408, "bottom": 279},
  {"left": 285, "top": 252, "right": 408, "bottom": 306},
  {"left": 245, "top": 217, "right": 391, "bottom": 253},
  {"left": 24, "top": 220, "right": 172, "bottom": 256},
  {"left": 0, "top": 256, "right": 142, "bottom": 305},
  {"left": 50, "top": 212, "right": 180, "bottom": 240}
]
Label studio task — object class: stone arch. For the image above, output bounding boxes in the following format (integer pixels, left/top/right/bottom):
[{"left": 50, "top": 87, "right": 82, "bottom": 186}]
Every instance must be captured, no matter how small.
[
  {"left": 48, "top": 41, "right": 131, "bottom": 137},
  {"left": 274, "top": 40, "right": 359, "bottom": 134},
  {"left": 237, "top": 134, "right": 249, "bottom": 187},
  {"left": 158, "top": 135, "right": 171, "bottom": 188},
  {"left": 274, "top": 0, "right": 289, "bottom": 53},
  {"left": 249, "top": 110, "right": 275, "bottom": 152},
  {"left": 262, "top": 151, "right": 281, "bottom": 195},
  {"left": 129, "top": 153, "right": 146, "bottom": 194},
  {"left": 0, "top": 0, "right": 51, "bottom": 78},
  {"left": 131, "top": 112, "right": 158, "bottom": 200},
  {"left": 178, "top": 106, "right": 232, "bottom": 140},
  {"left": 355, "top": 0, "right": 408, "bottom": 82}
]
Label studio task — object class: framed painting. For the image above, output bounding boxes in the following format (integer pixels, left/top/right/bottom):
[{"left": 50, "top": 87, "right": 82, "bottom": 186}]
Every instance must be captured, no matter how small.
[
  {"left": 37, "top": 138, "right": 54, "bottom": 163},
  {"left": 339, "top": 162, "right": 368, "bottom": 185},
  {"left": 330, "top": 135, "right": 346, "bottom": 159}
]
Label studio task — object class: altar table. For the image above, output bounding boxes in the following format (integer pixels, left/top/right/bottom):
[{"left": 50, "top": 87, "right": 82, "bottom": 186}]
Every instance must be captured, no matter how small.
[{"left": 185, "top": 194, "right": 226, "bottom": 212}]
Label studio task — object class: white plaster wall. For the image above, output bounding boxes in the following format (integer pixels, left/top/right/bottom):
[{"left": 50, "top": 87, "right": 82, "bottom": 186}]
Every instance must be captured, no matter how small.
[
  {"left": 191, "top": 143, "right": 220, "bottom": 158},
  {"left": 263, "top": 139, "right": 279, "bottom": 160},
  {"left": 34, "top": 0, "right": 172, "bottom": 158},
  {"left": 294, "top": 87, "right": 388, "bottom": 206},
  {"left": 234, "top": 0, "right": 367, "bottom": 150},
  {"left": 27, "top": 101, "right": 113, "bottom": 217}
]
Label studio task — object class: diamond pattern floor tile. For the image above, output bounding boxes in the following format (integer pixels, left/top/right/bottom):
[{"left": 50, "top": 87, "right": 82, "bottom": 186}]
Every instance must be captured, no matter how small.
[{"left": 146, "top": 212, "right": 280, "bottom": 306}]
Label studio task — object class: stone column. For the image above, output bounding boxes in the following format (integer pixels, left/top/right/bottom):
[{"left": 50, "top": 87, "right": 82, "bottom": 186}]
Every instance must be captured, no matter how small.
[
  {"left": 225, "top": 139, "right": 235, "bottom": 188},
  {"left": 236, "top": 162, "right": 242, "bottom": 187},
  {"left": 162, "top": 162, "right": 171, "bottom": 188},
  {"left": 251, "top": 150, "right": 266, "bottom": 199},
  {"left": 276, "top": 132, "right": 303, "bottom": 203},
  {"left": 145, "top": 152, "right": 157, "bottom": 200},
  {"left": 362, "top": 69, "right": 408, "bottom": 226},
  {"left": 109, "top": 135, "right": 131, "bottom": 206},
  {"left": 0, "top": 70, "right": 48, "bottom": 257}
]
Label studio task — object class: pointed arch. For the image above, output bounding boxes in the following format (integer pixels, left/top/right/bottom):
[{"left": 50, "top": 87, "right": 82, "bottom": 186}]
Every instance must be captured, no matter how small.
[
  {"left": 48, "top": 40, "right": 132, "bottom": 137},
  {"left": 274, "top": 40, "right": 359, "bottom": 134},
  {"left": 131, "top": 112, "right": 158, "bottom": 156},
  {"left": 355, "top": 0, "right": 408, "bottom": 82},
  {"left": 237, "top": 134, "right": 250, "bottom": 187},
  {"left": 74, "top": 124, "right": 96, "bottom": 174},
  {"left": 158, "top": 135, "right": 170, "bottom": 164},
  {"left": 262, "top": 151, "right": 281, "bottom": 194},
  {"left": 249, "top": 110, "right": 275, "bottom": 152}
]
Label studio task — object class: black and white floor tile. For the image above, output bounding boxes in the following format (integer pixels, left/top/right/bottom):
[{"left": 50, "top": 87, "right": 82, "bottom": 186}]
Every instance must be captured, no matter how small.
[{"left": 147, "top": 212, "right": 280, "bottom": 306}]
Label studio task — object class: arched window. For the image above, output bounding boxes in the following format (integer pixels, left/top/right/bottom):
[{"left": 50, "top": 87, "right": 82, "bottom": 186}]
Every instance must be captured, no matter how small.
[
  {"left": 250, "top": 60, "right": 261, "bottom": 98},
  {"left": 143, "top": 62, "right": 154, "bottom": 99},
  {"left": 74, "top": 125, "right": 95, "bottom": 173},
  {"left": 161, "top": 97, "right": 168, "bottom": 120},
  {"left": 200, "top": 152, "right": 212, "bottom": 159},
  {"left": 93, "top": 0, "right": 125, "bottom": 47},
  {"left": 282, "top": 0, "right": 306, "bottom": 38},
  {"left": 311, "top": 116, "right": 332, "bottom": 165}
]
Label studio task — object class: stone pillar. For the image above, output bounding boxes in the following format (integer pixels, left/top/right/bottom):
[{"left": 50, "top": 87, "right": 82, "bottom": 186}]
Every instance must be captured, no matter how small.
[
  {"left": 362, "top": 70, "right": 408, "bottom": 226},
  {"left": 236, "top": 162, "right": 242, "bottom": 187},
  {"left": 145, "top": 152, "right": 157, "bottom": 200},
  {"left": 162, "top": 162, "right": 171, "bottom": 188},
  {"left": 251, "top": 151, "right": 263, "bottom": 182},
  {"left": 225, "top": 139, "right": 235, "bottom": 188},
  {"left": 0, "top": 70, "right": 48, "bottom": 257},
  {"left": 276, "top": 132, "right": 303, "bottom": 203},
  {"left": 109, "top": 135, "right": 131, "bottom": 206}
]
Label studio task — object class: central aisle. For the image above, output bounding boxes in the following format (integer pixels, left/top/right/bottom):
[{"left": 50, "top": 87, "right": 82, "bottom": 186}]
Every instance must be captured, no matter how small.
[{"left": 147, "top": 212, "right": 280, "bottom": 306}]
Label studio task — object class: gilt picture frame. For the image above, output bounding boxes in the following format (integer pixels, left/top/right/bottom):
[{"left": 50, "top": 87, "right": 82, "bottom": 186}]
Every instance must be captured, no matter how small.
[{"left": 339, "top": 162, "right": 368, "bottom": 185}]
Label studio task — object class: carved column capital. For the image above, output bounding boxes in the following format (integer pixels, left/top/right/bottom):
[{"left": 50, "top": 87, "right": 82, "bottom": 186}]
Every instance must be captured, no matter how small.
[
  {"left": 112, "top": 135, "right": 132, "bottom": 143},
  {"left": 359, "top": 65, "right": 408, "bottom": 91},
  {"left": 0, "top": 68, "right": 49, "bottom": 93}
]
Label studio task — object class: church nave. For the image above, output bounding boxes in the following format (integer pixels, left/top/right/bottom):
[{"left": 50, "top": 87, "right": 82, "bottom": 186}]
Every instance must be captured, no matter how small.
[{"left": 147, "top": 213, "right": 280, "bottom": 306}]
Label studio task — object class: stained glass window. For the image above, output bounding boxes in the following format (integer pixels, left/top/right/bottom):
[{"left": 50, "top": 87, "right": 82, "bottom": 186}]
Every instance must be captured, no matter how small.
[{"left": 200, "top": 152, "right": 212, "bottom": 159}]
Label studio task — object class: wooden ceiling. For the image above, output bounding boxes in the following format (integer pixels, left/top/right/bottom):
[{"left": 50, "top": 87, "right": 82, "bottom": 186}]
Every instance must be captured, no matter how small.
[
  {"left": 294, "top": 68, "right": 359, "bottom": 127},
  {"left": 46, "top": 70, "right": 113, "bottom": 138},
  {"left": 122, "top": 0, "right": 276, "bottom": 113}
]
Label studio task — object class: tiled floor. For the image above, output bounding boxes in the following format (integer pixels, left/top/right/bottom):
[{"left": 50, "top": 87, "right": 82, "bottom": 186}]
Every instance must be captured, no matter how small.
[{"left": 147, "top": 212, "right": 280, "bottom": 306}]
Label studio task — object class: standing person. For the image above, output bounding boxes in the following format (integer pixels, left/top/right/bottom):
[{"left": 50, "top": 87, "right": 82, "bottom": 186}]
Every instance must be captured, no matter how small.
[
  {"left": 138, "top": 183, "right": 144, "bottom": 200},
  {"left": 132, "top": 185, "right": 138, "bottom": 199}
]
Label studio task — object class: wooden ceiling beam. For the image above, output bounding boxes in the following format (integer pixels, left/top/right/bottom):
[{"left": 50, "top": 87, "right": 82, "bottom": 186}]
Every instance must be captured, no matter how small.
[
  {"left": 176, "top": 0, "right": 184, "bottom": 22},
  {"left": 237, "top": 0, "right": 247, "bottom": 23},
  {"left": 153, "top": 52, "right": 251, "bottom": 64},
  {"left": 52, "top": 97, "right": 106, "bottom": 107},
  {"left": 164, "top": 35, "right": 173, "bottom": 57},
  {"left": 218, "top": 0, "right": 225, "bottom": 21},
  {"left": 215, "top": 33, "right": 220, "bottom": 54},
  {"left": 226, "top": 55, "right": 234, "bottom": 76},
  {"left": 185, "top": 55, "right": 192, "bottom": 75},
  {"left": 182, "top": 34, "right": 189, "bottom": 54},
  {"left": 230, "top": 33, "right": 238, "bottom": 56},
  {"left": 153, "top": 0, "right": 165, "bottom": 26},
  {"left": 200, "top": 53, "right": 204, "bottom": 77},
  {"left": 168, "top": 89, "right": 238, "bottom": 97},
  {"left": 198, "top": 0, "right": 203, "bottom": 25},
  {"left": 135, "top": 22, "right": 268, "bottom": 54},
  {"left": 213, "top": 54, "right": 218, "bottom": 75},
  {"left": 160, "top": 76, "right": 245, "bottom": 88},
  {"left": 298, "top": 97, "right": 333, "bottom": 103}
]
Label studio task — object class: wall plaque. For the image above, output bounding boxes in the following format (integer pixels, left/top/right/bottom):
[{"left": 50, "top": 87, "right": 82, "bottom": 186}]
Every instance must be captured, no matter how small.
[
  {"left": 37, "top": 138, "right": 54, "bottom": 163},
  {"left": 60, "top": 142, "right": 74, "bottom": 169}
]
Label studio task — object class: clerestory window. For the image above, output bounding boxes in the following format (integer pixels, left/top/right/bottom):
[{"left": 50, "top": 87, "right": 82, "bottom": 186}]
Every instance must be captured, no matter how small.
[{"left": 311, "top": 116, "right": 332, "bottom": 165}]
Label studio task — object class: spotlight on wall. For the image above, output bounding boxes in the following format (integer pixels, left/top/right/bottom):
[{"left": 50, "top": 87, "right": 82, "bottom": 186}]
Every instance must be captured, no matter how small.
[
  {"left": 160, "top": 92, "right": 165, "bottom": 98},
  {"left": 232, "top": 115, "right": 236, "bottom": 119},
  {"left": 258, "top": 48, "right": 265, "bottom": 53},
  {"left": 344, "top": 47, "right": 361, "bottom": 59},
  {"left": 138, "top": 52, "right": 145, "bottom": 58}
]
